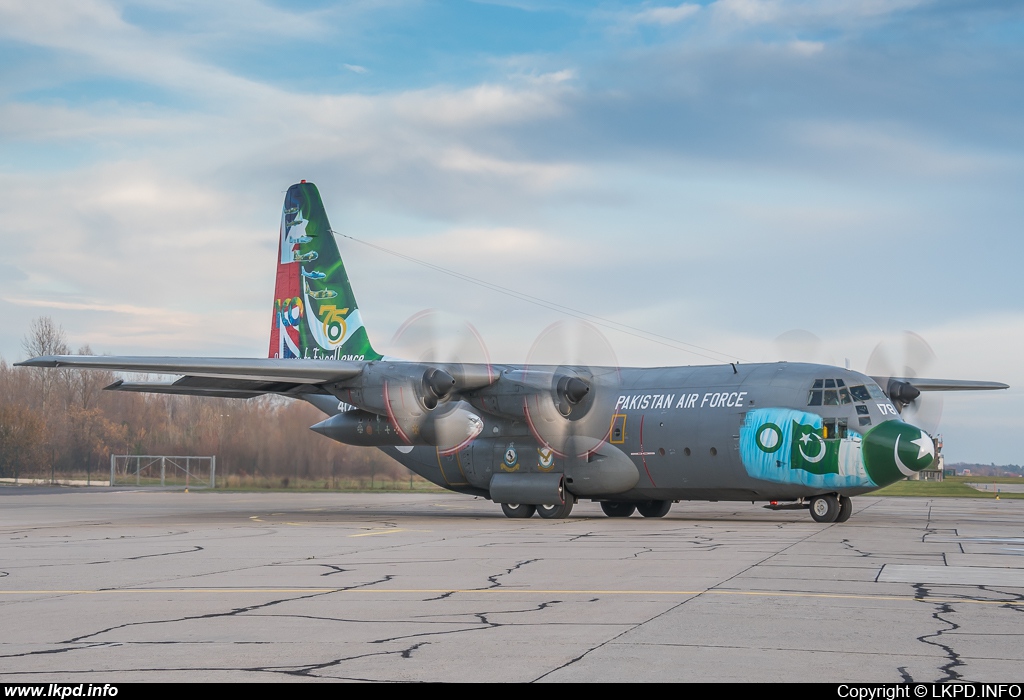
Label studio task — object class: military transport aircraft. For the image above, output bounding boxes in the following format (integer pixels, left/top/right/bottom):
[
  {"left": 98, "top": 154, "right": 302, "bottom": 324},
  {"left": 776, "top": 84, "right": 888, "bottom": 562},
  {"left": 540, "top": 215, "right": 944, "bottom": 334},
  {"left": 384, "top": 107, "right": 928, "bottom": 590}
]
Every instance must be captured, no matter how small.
[{"left": 17, "top": 182, "right": 1009, "bottom": 523}]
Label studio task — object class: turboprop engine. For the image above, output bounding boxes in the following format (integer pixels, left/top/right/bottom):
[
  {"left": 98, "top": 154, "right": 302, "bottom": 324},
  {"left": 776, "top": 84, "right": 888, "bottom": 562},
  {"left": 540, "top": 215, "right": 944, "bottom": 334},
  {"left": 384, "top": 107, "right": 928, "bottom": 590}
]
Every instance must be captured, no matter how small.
[{"left": 320, "top": 361, "right": 492, "bottom": 450}]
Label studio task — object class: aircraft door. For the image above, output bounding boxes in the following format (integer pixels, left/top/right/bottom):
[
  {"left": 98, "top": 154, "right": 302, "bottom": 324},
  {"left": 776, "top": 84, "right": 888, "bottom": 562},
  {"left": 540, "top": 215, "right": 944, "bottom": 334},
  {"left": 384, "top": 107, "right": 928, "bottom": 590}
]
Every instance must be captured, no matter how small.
[
  {"left": 453, "top": 442, "right": 493, "bottom": 489},
  {"left": 437, "top": 447, "right": 472, "bottom": 489}
]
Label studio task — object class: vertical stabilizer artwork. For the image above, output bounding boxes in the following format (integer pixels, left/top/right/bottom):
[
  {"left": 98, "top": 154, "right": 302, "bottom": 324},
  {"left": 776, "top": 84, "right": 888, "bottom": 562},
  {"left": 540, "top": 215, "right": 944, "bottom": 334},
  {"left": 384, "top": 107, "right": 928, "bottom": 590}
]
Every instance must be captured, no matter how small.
[{"left": 268, "top": 182, "right": 382, "bottom": 361}]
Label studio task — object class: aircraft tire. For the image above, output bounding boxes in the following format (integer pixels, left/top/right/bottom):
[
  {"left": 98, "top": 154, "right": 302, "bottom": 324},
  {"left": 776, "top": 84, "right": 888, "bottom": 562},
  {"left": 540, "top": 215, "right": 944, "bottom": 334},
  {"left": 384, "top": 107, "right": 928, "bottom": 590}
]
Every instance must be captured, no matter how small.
[
  {"left": 537, "top": 499, "right": 575, "bottom": 519},
  {"left": 835, "top": 496, "right": 853, "bottom": 523},
  {"left": 637, "top": 500, "right": 672, "bottom": 518},
  {"left": 501, "top": 503, "right": 536, "bottom": 519},
  {"left": 601, "top": 501, "right": 636, "bottom": 518},
  {"left": 809, "top": 494, "right": 840, "bottom": 523}
]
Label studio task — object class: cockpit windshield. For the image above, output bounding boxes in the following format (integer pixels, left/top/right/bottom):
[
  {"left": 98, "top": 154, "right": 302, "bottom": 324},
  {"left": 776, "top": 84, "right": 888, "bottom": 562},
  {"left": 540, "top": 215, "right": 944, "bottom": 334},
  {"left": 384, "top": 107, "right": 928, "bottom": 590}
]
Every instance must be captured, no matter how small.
[{"left": 807, "top": 378, "right": 886, "bottom": 427}]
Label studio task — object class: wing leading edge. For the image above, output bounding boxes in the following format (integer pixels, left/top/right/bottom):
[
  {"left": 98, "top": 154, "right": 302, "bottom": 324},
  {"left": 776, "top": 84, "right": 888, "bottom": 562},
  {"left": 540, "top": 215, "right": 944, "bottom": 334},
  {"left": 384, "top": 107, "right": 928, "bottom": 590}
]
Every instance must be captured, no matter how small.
[
  {"left": 870, "top": 376, "right": 1009, "bottom": 392},
  {"left": 15, "top": 355, "right": 366, "bottom": 399}
]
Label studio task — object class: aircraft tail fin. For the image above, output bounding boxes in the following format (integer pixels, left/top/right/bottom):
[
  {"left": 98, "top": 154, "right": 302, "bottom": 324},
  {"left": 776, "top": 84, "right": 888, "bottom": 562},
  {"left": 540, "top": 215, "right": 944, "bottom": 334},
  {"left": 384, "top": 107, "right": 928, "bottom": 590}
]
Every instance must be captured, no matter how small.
[{"left": 269, "top": 181, "right": 382, "bottom": 361}]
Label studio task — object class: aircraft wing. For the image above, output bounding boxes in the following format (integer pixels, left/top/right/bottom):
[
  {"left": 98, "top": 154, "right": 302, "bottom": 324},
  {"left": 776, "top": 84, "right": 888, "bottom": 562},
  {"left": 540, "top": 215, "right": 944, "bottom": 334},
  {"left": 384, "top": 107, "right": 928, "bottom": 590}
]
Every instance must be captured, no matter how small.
[
  {"left": 103, "top": 378, "right": 326, "bottom": 399},
  {"left": 870, "top": 376, "right": 1009, "bottom": 392},
  {"left": 16, "top": 355, "right": 364, "bottom": 398}
]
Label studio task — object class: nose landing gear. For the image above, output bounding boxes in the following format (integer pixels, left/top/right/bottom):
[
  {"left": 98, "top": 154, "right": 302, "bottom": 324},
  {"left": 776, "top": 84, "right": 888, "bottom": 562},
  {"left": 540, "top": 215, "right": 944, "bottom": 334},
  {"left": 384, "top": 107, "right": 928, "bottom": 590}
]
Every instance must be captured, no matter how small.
[{"left": 809, "top": 494, "right": 853, "bottom": 523}]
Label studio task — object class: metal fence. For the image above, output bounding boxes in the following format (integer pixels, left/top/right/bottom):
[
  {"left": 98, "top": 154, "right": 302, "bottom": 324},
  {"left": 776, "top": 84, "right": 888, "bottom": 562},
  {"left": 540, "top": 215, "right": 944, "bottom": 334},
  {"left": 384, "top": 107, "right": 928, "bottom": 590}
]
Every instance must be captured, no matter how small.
[{"left": 110, "top": 455, "right": 216, "bottom": 488}]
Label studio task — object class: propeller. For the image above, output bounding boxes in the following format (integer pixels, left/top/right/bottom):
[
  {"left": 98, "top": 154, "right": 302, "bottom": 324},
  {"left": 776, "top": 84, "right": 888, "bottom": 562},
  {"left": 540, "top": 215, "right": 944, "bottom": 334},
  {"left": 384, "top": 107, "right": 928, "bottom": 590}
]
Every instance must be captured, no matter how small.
[
  {"left": 865, "top": 331, "right": 943, "bottom": 435},
  {"left": 522, "top": 320, "right": 621, "bottom": 458},
  {"left": 389, "top": 308, "right": 495, "bottom": 405},
  {"left": 383, "top": 310, "right": 494, "bottom": 453},
  {"left": 772, "top": 329, "right": 835, "bottom": 365}
]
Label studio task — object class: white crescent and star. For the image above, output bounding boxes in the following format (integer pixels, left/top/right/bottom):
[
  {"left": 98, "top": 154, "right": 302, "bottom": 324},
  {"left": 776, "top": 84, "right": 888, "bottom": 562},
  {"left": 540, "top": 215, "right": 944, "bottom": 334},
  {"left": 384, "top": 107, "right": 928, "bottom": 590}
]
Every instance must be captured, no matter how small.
[
  {"left": 797, "top": 432, "right": 826, "bottom": 463},
  {"left": 894, "top": 431, "right": 934, "bottom": 477}
]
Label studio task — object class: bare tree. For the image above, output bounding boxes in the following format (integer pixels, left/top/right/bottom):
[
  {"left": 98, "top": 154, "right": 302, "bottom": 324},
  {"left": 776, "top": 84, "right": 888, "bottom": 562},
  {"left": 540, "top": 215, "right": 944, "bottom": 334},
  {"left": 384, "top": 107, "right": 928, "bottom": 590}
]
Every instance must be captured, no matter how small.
[
  {"left": 21, "top": 317, "right": 70, "bottom": 411},
  {"left": 72, "top": 344, "right": 114, "bottom": 410}
]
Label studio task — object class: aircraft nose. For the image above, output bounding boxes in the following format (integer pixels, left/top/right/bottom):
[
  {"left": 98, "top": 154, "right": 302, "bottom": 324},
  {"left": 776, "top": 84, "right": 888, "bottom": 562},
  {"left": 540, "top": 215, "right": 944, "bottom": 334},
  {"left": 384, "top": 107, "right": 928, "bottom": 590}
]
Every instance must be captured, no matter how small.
[{"left": 861, "top": 420, "right": 937, "bottom": 487}]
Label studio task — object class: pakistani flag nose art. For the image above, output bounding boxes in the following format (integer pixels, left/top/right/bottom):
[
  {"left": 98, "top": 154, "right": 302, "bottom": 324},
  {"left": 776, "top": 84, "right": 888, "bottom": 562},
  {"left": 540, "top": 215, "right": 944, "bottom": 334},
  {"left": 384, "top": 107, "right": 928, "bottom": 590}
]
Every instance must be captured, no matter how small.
[{"left": 861, "top": 420, "right": 936, "bottom": 486}]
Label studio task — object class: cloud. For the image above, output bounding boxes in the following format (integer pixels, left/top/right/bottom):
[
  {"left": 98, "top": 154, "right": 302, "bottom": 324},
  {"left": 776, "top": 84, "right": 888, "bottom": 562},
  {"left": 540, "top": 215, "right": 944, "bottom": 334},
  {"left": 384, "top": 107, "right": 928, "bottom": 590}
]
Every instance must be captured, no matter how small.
[
  {"left": 0, "top": 0, "right": 1022, "bottom": 465},
  {"left": 632, "top": 3, "right": 701, "bottom": 25},
  {"left": 788, "top": 39, "right": 824, "bottom": 55},
  {"left": 710, "top": 0, "right": 929, "bottom": 28},
  {"left": 342, "top": 64, "right": 368, "bottom": 74},
  {"left": 792, "top": 120, "right": 1012, "bottom": 177}
]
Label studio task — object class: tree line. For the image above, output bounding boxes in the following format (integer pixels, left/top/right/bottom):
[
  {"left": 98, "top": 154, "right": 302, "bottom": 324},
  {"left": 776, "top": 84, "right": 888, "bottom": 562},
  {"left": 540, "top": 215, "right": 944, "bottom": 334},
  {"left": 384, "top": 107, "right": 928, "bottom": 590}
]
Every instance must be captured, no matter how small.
[{"left": 0, "top": 317, "right": 411, "bottom": 487}]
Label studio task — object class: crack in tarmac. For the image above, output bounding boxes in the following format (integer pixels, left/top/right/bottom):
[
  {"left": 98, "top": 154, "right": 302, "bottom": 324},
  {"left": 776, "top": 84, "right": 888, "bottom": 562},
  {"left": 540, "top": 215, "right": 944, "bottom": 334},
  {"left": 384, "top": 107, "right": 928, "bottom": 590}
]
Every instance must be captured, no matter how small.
[
  {"left": 318, "top": 565, "right": 348, "bottom": 577},
  {"left": 975, "top": 586, "right": 1024, "bottom": 608},
  {"left": 275, "top": 640, "right": 430, "bottom": 678},
  {"left": 840, "top": 539, "right": 872, "bottom": 557},
  {"left": 487, "top": 559, "right": 538, "bottom": 588},
  {"left": 532, "top": 524, "right": 825, "bottom": 681},
  {"left": 365, "top": 601, "right": 565, "bottom": 646},
  {"left": 85, "top": 545, "right": 204, "bottom": 565},
  {"left": 56, "top": 574, "right": 396, "bottom": 645},
  {"left": 423, "top": 590, "right": 455, "bottom": 601},
  {"left": 913, "top": 583, "right": 965, "bottom": 682},
  {"left": 0, "top": 642, "right": 432, "bottom": 682}
]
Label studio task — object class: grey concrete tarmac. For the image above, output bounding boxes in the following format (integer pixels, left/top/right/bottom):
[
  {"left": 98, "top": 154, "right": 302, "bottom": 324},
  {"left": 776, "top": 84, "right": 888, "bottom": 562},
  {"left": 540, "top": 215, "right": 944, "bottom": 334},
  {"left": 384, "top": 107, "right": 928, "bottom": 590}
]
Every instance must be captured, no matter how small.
[{"left": 1, "top": 489, "right": 1023, "bottom": 683}]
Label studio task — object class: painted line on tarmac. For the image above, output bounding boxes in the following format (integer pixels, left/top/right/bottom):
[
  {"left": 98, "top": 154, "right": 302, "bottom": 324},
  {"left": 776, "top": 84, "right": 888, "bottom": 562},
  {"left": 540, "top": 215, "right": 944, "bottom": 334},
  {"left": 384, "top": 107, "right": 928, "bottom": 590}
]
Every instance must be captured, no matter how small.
[
  {"left": 348, "top": 528, "right": 430, "bottom": 537},
  {"left": 1, "top": 587, "right": 1022, "bottom": 607}
]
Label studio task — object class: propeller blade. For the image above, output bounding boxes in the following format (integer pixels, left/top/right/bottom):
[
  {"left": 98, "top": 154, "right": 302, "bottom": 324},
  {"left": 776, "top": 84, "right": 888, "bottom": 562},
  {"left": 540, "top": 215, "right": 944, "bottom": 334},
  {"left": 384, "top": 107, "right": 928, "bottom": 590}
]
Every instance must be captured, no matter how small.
[
  {"left": 389, "top": 309, "right": 494, "bottom": 393},
  {"left": 524, "top": 320, "right": 621, "bottom": 457},
  {"left": 773, "top": 329, "right": 834, "bottom": 365},
  {"left": 865, "top": 331, "right": 942, "bottom": 434}
]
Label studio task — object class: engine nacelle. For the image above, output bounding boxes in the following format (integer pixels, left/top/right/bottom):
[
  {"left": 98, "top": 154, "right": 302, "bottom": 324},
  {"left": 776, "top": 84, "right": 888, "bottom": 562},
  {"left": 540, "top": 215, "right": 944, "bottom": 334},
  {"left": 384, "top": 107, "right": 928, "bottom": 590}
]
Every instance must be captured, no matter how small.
[{"left": 310, "top": 404, "right": 483, "bottom": 450}]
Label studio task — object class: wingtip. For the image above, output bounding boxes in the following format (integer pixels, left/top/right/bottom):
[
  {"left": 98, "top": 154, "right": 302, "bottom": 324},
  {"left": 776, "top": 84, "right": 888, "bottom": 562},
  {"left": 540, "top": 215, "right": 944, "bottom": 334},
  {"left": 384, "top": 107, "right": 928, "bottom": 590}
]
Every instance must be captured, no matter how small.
[{"left": 14, "top": 356, "right": 59, "bottom": 368}]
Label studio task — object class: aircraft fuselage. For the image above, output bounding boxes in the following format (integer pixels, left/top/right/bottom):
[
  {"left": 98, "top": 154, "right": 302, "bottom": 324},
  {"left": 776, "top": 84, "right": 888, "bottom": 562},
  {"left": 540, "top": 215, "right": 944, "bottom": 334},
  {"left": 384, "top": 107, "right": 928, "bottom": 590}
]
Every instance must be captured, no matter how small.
[{"left": 369, "top": 360, "right": 915, "bottom": 504}]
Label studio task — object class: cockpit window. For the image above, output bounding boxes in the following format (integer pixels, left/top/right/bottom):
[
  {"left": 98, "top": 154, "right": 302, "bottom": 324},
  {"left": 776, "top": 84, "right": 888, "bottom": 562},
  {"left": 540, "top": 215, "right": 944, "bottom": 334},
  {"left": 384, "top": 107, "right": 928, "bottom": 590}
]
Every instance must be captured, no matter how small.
[
  {"left": 849, "top": 385, "right": 871, "bottom": 402},
  {"left": 809, "top": 379, "right": 874, "bottom": 407},
  {"left": 866, "top": 383, "right": 885, "bottom": 399}
]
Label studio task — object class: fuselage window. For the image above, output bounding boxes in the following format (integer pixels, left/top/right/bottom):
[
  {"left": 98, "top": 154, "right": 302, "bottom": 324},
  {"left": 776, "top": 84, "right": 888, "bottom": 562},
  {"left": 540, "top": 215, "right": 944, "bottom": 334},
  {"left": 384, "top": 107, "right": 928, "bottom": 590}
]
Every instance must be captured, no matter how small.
[
  {"left": 823, "top": 418, "right": 848, "bottom": 439},
  {"left": 611, "top": 414, "right": 626, "bottom": 444}
]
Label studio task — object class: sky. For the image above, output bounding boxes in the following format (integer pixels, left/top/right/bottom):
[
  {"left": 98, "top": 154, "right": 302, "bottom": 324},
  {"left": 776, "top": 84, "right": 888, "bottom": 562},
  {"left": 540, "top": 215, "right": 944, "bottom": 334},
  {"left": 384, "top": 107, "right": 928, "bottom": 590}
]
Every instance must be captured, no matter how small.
[{"left": 0, "top": 0, "right": 1022, "bottom": 463}]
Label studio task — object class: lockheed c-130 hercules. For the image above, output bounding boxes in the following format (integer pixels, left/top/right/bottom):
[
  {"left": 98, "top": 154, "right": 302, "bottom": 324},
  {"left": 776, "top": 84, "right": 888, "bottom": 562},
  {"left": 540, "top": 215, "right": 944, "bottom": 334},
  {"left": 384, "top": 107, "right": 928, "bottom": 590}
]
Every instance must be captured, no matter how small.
[{"left": 18, "top": 182, "right": 1009, "bottom": 523}]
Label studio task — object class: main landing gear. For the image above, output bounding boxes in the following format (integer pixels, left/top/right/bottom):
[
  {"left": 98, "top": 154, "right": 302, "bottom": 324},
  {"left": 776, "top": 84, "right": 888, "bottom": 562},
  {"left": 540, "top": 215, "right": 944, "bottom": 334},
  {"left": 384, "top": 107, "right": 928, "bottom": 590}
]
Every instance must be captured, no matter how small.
[
  {"left": 537, "top": 499, "right": 575, "bottom": 519},
  {"left": 500, "top": 503, "right": 536, "bottom": 519},
  {"left": 809, "top": 494, "right": 853, "bottom": 523},
  {"left": 501, "top": 498, "right": 575, "bottom": 519},
  {"left": 601, "top": 501, "right": 635, "bottom": 518}
]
